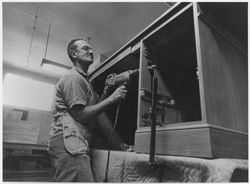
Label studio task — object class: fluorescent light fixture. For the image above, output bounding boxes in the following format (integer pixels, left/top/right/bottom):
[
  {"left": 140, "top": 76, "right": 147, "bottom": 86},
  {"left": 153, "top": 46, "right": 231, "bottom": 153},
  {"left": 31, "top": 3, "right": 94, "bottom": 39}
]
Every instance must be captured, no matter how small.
[{"left": 41, "top": 58, "right": 71, "bottom": 75}]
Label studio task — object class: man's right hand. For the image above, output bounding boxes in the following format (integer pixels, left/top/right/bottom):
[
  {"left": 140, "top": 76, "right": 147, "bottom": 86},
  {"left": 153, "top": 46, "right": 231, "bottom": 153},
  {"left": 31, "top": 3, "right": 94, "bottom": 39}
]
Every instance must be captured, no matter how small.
[{"left": 108, "top": 85, "right": 127, "bottom": 103}]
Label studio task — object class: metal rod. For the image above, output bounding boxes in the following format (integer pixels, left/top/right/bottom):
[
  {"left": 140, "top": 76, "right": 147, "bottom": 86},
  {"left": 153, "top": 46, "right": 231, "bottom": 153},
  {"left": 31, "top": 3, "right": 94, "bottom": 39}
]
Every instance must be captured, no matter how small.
[
  {"left": 26, "top": 6, "right": 39, "bottom": 66},
  {"left": 149, "top": 68, "right": 158, "bottom": 163},
  {"left": 44, "top": 22, "right": 52, "bottom": 59}
]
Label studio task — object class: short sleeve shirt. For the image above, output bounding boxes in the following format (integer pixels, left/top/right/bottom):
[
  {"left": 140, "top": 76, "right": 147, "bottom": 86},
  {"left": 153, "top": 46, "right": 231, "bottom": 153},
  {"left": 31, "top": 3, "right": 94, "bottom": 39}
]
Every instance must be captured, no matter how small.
[{"left": 49, "top": 66, "right": 99, "bottom": 139}]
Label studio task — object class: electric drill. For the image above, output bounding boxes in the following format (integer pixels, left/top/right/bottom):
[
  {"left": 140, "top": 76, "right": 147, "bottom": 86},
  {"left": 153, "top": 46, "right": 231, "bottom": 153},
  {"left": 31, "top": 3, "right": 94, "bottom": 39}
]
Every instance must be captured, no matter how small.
[{"left": 106, "top": 69, "right": 139, "bottom": 87}]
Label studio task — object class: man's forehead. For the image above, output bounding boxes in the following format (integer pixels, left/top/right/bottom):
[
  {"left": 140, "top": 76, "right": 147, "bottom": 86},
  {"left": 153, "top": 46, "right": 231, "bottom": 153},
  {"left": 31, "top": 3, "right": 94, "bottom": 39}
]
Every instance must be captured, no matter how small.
[{"left": 75, "top": 40, "right": 91, "bottom": 47}]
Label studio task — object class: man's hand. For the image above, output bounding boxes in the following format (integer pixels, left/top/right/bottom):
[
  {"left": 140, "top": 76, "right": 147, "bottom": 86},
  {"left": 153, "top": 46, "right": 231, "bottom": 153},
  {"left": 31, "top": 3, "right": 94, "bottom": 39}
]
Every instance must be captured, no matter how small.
[
  {"left": 107, "top": 85, "right": 127, "bottom": 103},
  {"left": 103, "top": 74, "right": 116, "bottom": 96}
]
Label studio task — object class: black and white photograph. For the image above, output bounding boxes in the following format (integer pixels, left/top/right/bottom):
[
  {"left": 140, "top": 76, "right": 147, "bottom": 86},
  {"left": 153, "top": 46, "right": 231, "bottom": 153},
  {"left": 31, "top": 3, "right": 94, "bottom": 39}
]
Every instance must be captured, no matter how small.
[{"left": 2, "top": 1, "right": 248, "bottom": 182}]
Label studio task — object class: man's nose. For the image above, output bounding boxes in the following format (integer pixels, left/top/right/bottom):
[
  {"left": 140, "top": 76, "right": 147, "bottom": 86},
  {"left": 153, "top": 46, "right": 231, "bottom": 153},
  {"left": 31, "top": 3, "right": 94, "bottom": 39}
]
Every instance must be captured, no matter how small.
[{"left": 87, "top": 48, "right": 94, "bottom": 54}]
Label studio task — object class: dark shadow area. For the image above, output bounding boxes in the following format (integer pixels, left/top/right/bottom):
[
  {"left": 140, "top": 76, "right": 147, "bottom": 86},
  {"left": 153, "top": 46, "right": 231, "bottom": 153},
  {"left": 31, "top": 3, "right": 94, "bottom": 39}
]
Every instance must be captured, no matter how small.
[{"left": 230, "top": 168, "right": 248, "bottom": 182}]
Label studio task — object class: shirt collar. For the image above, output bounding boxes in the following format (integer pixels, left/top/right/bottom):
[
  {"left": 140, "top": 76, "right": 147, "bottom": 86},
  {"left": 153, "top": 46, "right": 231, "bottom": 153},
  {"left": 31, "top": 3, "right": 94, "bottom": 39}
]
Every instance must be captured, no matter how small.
[{"left": 72, "top": 66, "right": 88, "bottom": 77}]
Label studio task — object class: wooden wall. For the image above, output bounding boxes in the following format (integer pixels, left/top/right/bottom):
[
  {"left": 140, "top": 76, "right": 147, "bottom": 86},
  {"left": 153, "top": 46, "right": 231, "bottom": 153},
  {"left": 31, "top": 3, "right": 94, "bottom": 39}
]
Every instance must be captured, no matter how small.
[
  {"left": 3, "top": 105, "right": 53, "bottom": 145},
  {"left": 198, "top": 19, "right": 248, "bottom": 133}
]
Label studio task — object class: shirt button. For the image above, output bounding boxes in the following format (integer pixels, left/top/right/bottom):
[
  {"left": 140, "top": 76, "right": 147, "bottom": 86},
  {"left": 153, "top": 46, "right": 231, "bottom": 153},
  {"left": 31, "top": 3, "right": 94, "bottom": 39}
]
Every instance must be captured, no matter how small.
[{"left": 71, "top": 130, "right": 77, "bottom": 136}]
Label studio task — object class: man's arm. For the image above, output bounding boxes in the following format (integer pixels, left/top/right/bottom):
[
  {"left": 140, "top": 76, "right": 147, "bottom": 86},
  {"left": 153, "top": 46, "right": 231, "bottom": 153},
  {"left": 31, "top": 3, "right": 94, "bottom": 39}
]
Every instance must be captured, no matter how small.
[
  {"left": 70, "top": 85, "right": 127, "bottom": 124},
  {"left": 98, "top": 91, "right": 109, "bottom": 103}
]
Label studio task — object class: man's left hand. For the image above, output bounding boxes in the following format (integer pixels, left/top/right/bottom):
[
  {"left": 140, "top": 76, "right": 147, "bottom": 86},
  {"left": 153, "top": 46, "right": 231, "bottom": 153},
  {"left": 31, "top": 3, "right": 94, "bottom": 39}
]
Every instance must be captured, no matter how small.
[{"left": 103, "top": 74, "right": 115, "bottom": 96}]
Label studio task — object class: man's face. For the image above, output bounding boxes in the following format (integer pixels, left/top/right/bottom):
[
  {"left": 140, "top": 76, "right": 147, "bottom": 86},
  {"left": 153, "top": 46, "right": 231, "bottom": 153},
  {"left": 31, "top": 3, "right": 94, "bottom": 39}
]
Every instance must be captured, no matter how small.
[{"left": 73, "top": 40, "right": 94, "bottom": 65}]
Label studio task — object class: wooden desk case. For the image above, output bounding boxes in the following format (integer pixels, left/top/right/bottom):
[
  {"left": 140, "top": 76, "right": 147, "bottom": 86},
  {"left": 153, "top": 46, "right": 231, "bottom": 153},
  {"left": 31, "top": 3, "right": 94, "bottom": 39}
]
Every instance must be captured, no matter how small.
[{"left": 90, "top": 2, "right": 248, "bottom": 158}]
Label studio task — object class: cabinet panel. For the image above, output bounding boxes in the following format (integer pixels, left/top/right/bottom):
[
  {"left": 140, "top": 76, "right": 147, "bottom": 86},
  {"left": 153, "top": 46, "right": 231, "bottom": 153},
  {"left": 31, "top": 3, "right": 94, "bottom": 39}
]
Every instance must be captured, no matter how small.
[
  {"left": 135, "top": 127, "right": 212, "bottom": 158},
  {"left": 198, "top": 12, "right": 248, "bottom": 133}
]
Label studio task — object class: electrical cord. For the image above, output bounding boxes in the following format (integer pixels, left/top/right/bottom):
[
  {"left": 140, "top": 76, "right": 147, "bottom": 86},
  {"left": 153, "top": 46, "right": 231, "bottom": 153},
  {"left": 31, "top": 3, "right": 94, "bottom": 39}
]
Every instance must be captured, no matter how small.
[{"left": 103, "top": 103, "right": 121, "bottom": 182}]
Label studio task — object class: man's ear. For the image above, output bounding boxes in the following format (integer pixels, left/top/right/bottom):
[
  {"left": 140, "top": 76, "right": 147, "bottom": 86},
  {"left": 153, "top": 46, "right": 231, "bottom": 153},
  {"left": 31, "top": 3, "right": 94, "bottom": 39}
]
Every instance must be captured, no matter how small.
[{"left": 70, "top": 50, "right": 77, "bottom": 59}]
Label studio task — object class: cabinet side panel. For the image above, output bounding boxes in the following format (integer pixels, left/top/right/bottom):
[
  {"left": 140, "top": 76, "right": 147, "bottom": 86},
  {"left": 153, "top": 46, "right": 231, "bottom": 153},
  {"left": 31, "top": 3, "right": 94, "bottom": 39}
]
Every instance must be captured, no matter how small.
[
  {"left": 198, "top": 19, "right": 248, "bottom": 133},
  {"left": 135, "top": 128, "right": 212, "bottom": 158},
  {"left": 210, "top": 128, "right": 248, "bottom": 159}
]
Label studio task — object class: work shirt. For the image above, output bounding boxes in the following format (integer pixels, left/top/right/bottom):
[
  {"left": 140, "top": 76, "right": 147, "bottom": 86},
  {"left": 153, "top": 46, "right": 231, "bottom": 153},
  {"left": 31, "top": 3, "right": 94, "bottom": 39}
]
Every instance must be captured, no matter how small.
[{"left": 49, "top": 66, "right": 99, "bottom": 155}]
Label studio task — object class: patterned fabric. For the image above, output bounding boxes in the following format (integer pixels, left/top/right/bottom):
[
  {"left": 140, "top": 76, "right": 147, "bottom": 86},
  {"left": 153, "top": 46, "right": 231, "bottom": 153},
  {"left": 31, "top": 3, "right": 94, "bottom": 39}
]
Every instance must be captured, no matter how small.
[{"left": 91, "top": 150, "right": 248, "bottom": 182}]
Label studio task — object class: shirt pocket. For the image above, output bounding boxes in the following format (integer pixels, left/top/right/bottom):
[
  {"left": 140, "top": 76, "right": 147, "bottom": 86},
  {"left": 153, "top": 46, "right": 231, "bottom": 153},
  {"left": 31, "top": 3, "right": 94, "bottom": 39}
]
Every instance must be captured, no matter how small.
[{"left": 62, "top": 115, "right": 89, "bottom": 155}]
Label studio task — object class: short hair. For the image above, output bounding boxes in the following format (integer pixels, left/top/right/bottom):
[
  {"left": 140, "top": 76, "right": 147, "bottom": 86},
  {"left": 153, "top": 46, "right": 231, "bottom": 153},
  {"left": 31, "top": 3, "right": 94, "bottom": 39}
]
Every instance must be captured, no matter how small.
[{"left": 67, "top": 38, "right": 88, "bottom": 63}]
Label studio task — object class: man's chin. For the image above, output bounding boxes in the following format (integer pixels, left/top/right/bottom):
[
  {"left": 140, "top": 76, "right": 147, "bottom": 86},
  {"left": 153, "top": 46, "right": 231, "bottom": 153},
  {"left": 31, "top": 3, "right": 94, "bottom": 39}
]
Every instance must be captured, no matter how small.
[
  {"left": 81, "top": 58, "right": 94, "bottom": 65},
  {"left": 85, "top": 57, "right": 93, "bottom": 62}
]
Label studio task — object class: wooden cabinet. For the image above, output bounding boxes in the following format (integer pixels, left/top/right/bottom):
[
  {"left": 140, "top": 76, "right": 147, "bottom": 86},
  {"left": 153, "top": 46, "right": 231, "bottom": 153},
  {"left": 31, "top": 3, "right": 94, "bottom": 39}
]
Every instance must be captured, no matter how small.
[{"left": 90, "top": 2, "right": 247, "bottom": 158}]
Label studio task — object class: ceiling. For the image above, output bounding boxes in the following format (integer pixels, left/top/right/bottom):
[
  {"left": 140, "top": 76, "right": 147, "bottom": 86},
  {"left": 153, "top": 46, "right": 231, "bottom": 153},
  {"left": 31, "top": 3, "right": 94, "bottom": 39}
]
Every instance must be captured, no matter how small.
[{"left": 3, "top": 2, "right": 172, "bottom": 73}]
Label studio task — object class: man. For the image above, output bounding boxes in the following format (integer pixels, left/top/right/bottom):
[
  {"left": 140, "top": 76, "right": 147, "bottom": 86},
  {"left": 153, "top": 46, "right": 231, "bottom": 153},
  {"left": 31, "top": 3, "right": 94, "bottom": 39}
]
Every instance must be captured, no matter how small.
[{"left": 48, "top": 38, "right": 127, "bottom": 182}]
